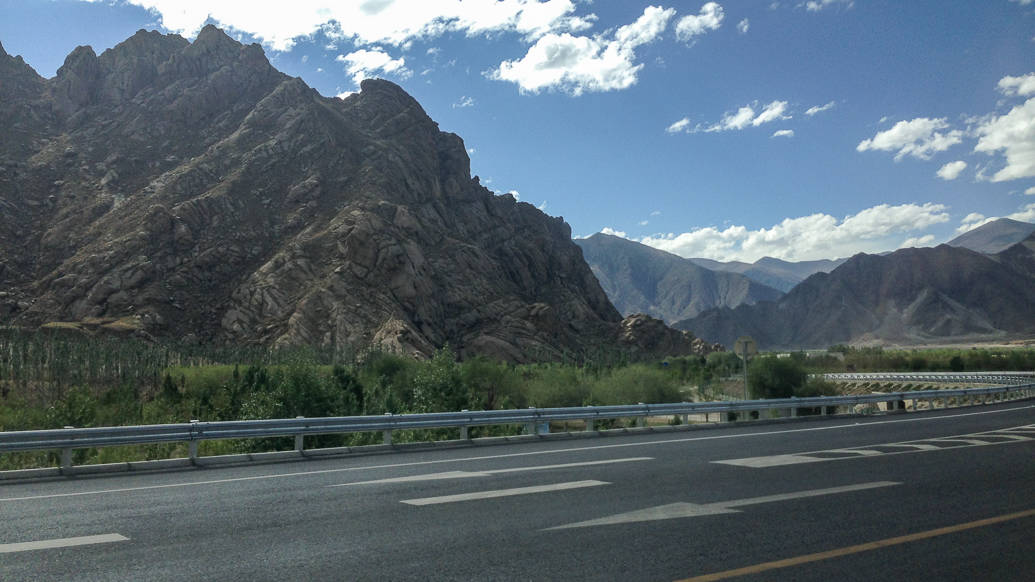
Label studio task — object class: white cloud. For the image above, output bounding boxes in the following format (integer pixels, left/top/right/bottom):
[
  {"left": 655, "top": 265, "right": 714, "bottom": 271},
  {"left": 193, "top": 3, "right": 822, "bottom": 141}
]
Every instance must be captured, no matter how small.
[
  {"left": 636, "top": 203, "right": 950, "bottom": 262},
  {"left": 998, "top": 73, "right": 1035, "bottom": 97},
  {"left": 1010, "top": 0, "right": 1034, "bottom": 6},
  {"left": 453, "top": 95, "right": 475, "bottom": 108},
  {"left": 856, "top": 117, "right": 963, "bottom": 160},
  {"left": 491, "top": 5, "right": 674, "bottom": 95},
  {"left": 736, "top": 18, "right": 749, "bottom": 35},
  {"left": 973, "top": 96, "right": 1035, "bottom": 181},
  {"left": 936, "top": 160, "right": 967, "bottom": 181},
  {"left": 900, "top": 234, "right": 935, "bottom": 248},
  {"left": 752, "top": 101, "right": 791, "bottom": 126},
  {"left": 675, "top": 2, "right": 725, "bottom": 43},
  {"left": 650, "top": 210, "right": 662, "bottom": 216},
  {"left": 805, "top": 101, "right": 836, "bottom": 116},
  {"left": 336, "top": 48, "right": 409, "bottom": 85},
  {"left": 110, "top": 0, "right": 595, "bottom": 52},
  {"left": 956, "top": 204, "right": 1035, "bottom": 234},
  {"left": 638, "top": 220, "right": 649, "bottom": 226},
  {"left": 600, "top": 227, "right": 627, "bottom": 237},
  {"left": 666, "top": 117, "right": 692, "bottom": 133},
  {"left": 1026, "top": 186, "right": 1035, "bottom": 195},
  {"left": 803, "top": 0, "right": 854, "bottom": 12},
  {"left": 772, "top": 129, "right": 795, "bottom": 138}
]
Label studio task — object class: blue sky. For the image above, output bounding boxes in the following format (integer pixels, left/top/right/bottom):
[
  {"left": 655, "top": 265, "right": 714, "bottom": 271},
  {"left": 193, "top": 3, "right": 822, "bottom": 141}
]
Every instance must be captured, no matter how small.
[{"left": 2, "top": 0, "right": 1034, "bottom": 262}]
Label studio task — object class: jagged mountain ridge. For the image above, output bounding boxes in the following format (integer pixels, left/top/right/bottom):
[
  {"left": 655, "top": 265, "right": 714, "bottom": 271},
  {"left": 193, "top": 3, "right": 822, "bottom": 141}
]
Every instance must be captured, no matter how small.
[
  {"left": 675, "top": 239, "right": 1035, "bottom": 349},
  {"left": 0, "top": 26, "right": 714, "bottom": 361},
  {"left": 575, "top": 233, "right": 783, "bottom": 323}
]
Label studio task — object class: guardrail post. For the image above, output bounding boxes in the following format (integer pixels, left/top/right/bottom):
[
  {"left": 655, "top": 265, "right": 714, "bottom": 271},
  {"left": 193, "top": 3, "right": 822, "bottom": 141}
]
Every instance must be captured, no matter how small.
[
  {"left": 295, "top": 416, "right": 305, "bottom": 453},
  {"left": 460, "top": 410, "right": 469, "bottom": 440},
  {"left": 525, "top": 407, "right": 536, "bottom": 435},
  {"left": 60, "top": 426, "right": 74, "bottom": 474},
  {"left": 189, "top": 419, "right": 199, "bottom": 462},
  {"left": 383, "top": 413, "right": 393, "bottom": 445}
]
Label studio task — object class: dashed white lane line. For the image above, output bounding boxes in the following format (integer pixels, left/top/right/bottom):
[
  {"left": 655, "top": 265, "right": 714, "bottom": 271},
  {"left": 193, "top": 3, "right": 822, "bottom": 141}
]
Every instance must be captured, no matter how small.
[
  {"left": 330, "top": 457, "right": 652, "bottom": 486},
  {"left": 401, "top": 480, "right": 610, "bottom": 506},
  {"left": 0, "top": 533, "right": 129, "bottom": 553},
  {"left": 715, "top": 424, "right": 1034, "bottom": 468}
]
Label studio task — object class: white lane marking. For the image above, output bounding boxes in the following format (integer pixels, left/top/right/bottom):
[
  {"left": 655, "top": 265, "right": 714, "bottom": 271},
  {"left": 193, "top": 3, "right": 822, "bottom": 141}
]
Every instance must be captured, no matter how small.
[
  {"left": 402, "top": 480, "right": 609, "bottom": 506},
  {"left": 877, "top": 443, "right": 941, "bottom": 451},
  {"left": 548, "top": 481, "right": 901, "bottom": 530},
  {"left": 3, "top": 406, "right": 1031, "bottom": 502},
  {"left": 0, "top": 533, "right": 128, "bottom": 553},
  {"left": 330, "top": 457, "right": 652, "bottom": 486},
  {"left": 715, "top": 425, "right": 1034, "bottom": 468},
  {"left": 823, "top": 449, "right": 883, "bottom": 456}
]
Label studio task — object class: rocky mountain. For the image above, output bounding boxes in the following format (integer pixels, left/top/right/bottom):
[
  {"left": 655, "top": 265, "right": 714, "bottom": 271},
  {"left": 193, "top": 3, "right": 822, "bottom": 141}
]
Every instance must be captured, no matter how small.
[
  {"left": 947, "top": 218, "right": 1035, "bottom": 254},
  {"left": 575, "top": 233, "right": 783, "bottom": 323},
  {"left": 688, "top": 256, "right": 846, "bottom": 293},
  {"left": 675, "top": 239, "right": 1035, "bottom": 349},
  {"left": 0, "top": 27, "right": 716, "bottom": 362}
]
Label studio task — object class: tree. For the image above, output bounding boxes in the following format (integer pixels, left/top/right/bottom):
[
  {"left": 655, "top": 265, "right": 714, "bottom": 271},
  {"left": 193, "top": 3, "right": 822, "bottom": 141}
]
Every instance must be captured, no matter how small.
[{"left": 748, "top": 356, "right": 807, "bottom": 399}]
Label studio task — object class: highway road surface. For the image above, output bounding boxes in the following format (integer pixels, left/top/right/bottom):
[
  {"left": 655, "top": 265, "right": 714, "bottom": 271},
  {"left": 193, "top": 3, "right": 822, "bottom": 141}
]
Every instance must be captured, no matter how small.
[{"left": 2, "top": 401, "right": 1033, "bottom": 581}]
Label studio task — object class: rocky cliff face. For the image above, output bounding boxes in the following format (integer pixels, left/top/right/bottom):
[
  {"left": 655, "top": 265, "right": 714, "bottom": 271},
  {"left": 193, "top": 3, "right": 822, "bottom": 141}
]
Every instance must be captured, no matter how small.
[
  {"left": 676, "top": 242, "right": 1035, "bottom": 349},
  {"left": 0, "top": 27, "right": 714, "bottom": 361}
]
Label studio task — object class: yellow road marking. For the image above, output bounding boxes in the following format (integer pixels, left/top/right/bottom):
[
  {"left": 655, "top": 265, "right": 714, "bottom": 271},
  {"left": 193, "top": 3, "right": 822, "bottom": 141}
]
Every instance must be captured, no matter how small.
[{"left": 677, "top": 508, "right": 1035, "bottom": 582}]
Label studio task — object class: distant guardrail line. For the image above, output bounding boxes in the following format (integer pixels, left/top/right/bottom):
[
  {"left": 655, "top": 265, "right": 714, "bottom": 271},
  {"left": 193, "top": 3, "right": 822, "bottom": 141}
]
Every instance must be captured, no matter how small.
[
  {"left": 821, "top": 372, "right": 1035, "bottom": 385},
  {"left": 2, "top": 382, "right": 1033, "bottom": 476}
]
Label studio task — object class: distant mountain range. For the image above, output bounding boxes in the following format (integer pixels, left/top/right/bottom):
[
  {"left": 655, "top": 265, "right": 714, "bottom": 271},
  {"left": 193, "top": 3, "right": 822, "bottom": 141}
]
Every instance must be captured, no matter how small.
[
  {"left": 674, "top": 235, "right": 1035, "bottom": 349},
  {"left": 688, "top": 256, "right": 847, "bottom": 293},
  {"left": 575, "top": 234, "right": 782, "bottom": 324}
]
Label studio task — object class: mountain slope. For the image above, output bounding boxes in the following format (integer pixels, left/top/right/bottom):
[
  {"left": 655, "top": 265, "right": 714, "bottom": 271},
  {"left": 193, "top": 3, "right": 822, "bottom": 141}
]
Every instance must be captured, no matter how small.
[
  {"left": 0, "top": 27, "right": 712, "bottom": 362},
  {"left": 675, "top": 242, "right": 1035, "bottom": 349},
  {"left": 947, "top": 218, "right": 1035, "bottom": 254},
  {"left": 575, "top": 234, "right": 782, "bottom": 323}
]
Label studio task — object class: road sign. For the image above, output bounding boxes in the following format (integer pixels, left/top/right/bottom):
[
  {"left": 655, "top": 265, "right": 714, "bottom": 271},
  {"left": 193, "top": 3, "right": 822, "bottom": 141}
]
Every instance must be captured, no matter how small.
[{"left": 733, "top": 336, "right": 757, "bottom": 360}]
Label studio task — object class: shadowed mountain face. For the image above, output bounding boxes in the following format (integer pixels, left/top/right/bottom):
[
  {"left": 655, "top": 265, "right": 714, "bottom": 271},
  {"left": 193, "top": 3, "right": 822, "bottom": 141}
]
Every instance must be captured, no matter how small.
[
  {"left": 675, "top": 240, "right": 1035, "bottom": 349},
  {"left": 947, "top": 218, "right": 1035, "bottom": 254},
  {"left": 0, "top": 27, "right": 715, "bottom": 361},
  {"left": 575, "top": 233, "right": 783, "bottom": 323}
]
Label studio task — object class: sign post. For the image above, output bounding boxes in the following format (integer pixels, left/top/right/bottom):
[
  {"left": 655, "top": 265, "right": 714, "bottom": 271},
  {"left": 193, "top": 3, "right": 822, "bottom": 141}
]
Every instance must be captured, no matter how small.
[{"left": 733, "top": 336, "right": 757, "bottom": 400}]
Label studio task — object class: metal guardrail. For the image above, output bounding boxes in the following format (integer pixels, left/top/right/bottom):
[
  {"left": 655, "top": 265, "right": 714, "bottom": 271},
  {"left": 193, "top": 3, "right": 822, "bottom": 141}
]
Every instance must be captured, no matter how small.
[
  {"left": 822, "top": 372, "right": 1035, "bottom": 384},
  {"left": 2, "top": 383, "right": 1033, "bottom": 474}
]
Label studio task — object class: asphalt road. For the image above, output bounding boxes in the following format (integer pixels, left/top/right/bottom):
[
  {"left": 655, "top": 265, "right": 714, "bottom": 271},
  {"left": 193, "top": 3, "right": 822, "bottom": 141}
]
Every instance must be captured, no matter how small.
[{"left": 2, "top": 401, "right": 1033, "bottom": 581}]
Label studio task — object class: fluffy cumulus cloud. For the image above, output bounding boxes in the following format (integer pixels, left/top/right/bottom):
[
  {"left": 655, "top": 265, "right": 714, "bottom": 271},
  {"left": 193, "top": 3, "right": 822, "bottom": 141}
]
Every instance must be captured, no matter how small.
[
  {"left": 900, "top": 234, "right": 935, "bottom": 248},
  {"left": 666, "top": 117, "right": 692, "bottom": 133},
  {"left": 1026, "top": 186, "right": 1035, "bottom": 195},
  {"left": 737, "top": 18, "right": 749, "bottom": 34},
  {"left": 936, "top": 160, "right": 967, "bottom": 180},
  {"left": 805, "top": 101, "right": 835, "bottom": 116},
  {"left": 601, "top": 227, "right": 627, "bottom": 237},
  {"left": 105, "top": 0, "right": 594, "bottom": 51},
  {"left": 772, "top": 129, "right": 794, "bottom": 138},
  {"left": 336, "top": 48, "right": 409, "bottom": 85},
  {"left": 635, "top": 203, "right": 950, "bottom": 262},
  {"left": 856, "top": 118, "right": 962, "bottom": 160},
  {"left": 491, "top": 5, "right": 674, "bottom": 95},
  {"left": 998, "top": 73, "right": 1035, "bottom": 97},
  {"left": 973, "top": 86, "right": 1035, "bottom": 182},
  {"left": 675, "top": 2, "right": 725, "bottom": 42}
]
